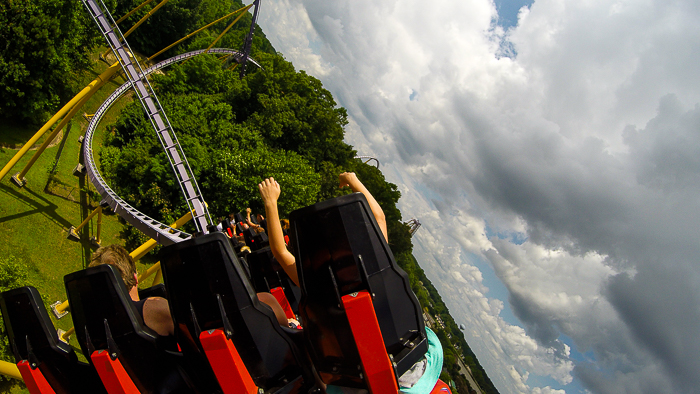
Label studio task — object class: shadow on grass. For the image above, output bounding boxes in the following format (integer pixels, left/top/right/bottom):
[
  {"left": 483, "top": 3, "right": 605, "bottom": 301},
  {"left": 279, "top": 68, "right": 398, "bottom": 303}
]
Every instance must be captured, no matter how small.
[
  {"left": 0, "top": 117, "right": 43, "bottom": 148},
  {"left": 0, "top": 184, "right": 73, "bottom": 230},
  {"left": 0, "top": 377, "right": 25, "bottom": 393},
  {"left": 78, "top": 152, "right": 93, "bottom": 269}
]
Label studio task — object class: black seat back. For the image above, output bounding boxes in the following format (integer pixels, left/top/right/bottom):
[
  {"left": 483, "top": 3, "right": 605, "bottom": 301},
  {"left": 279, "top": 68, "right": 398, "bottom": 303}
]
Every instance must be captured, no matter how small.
[
  {"left": 64, "top": 265, "right": 176, "bottom": 394},
  {"left": 159, "top": 232, "right": 311, "bottom": 392},
  {"left": 290, "top": 192, "right": 428, "bottom": 386},
  {"left": 0, "top": 286, "right": 106, "bottom": 394},
  {"left": 235, "top": 212, "right": 246, "bottom": 224},
  {"left": 247, "top": 246, "right": 301, "bottom": 313}
]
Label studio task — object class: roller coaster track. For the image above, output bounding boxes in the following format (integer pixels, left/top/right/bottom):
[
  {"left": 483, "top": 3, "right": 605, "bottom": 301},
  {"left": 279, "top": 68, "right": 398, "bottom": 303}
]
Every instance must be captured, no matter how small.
[
  {"left": 83, "top": 48, "right": 259, "bottom": 245},
  {"left": 81, "top": 0, "right": 261, "bottom": 244},
  {"left": 82, "top": 0, "right": 212, "bottom": 234}
]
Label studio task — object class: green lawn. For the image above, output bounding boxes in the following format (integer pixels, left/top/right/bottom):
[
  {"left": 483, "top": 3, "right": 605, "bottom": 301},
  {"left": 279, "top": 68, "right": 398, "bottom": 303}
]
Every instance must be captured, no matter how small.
[{"left": 0, "top": 54, "right": 159, "bottom": 393}]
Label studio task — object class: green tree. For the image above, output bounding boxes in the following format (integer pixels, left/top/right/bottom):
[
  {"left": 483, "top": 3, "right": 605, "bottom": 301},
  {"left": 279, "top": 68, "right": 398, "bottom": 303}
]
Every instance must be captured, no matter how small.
[
  {"left": 0, "top": 256, "right": 31, "bottom": 366},
  {"left": 204, "top": 146, "right": 320, "bottom": 218},
  {"left": 0, "top": 0, "right": 99, "bottom": 121},
  {"left": 234, "top": 53, "right": 356, "bottom": 170}
]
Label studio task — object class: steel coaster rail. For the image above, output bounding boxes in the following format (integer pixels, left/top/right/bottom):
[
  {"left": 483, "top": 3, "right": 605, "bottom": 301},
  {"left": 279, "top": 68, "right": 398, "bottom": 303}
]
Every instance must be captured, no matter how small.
[
  {"left": 83, "top": 48, "right": 258, "bottom": 245},
  {"left": 81, "top": 0, "right": 211, "bottom": 233}
]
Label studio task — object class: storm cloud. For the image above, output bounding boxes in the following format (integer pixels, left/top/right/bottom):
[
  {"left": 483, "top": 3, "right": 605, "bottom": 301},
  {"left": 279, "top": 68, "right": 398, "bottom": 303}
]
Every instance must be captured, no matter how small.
[{"left": 258, "top": 0, "right": 700, "bottom": 392}]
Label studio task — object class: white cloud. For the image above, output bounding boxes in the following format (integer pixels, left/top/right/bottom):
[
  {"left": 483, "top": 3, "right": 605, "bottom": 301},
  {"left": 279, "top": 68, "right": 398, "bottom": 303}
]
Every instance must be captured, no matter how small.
[{"left": 258, "top": 0, "right": 700, "bottom": 392}]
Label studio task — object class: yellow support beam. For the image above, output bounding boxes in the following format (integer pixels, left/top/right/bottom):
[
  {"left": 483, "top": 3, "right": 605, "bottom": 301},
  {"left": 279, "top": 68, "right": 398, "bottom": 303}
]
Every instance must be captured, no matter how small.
[
  {"left": 205, "top": 7, "right": 251, "bottom": 53},
  {"left": 68, "top": 206, "right": 102, "bottom": 241},
  {"left": 102, "top": 0, "right": 171, "bottom": 60},
  {"left": 0, "top": 62, "right": 121, "bottom": 182},
  {"left": 148, "top": 5, "right": 252, "bottom": 60},
  {"left": 130, "top": 210, "right": 193, "bottom": 261},
  {"left": 0, "top": 360, "right": 21, "bottom": 380},
  {"left": 138, "top": 261, "right": 161, "bottom": 283},
  {"left": 115, "top": 0, "right": 157, "bottom": 25},
  {"left": 123, "top": 0, "right": 171, "bottom": 39},
  {"left": 59, "top": 327, "right": 75, "bottom": 343},
  {"left": 14, "top": 70, "right": 114, "bottom": 185},
  {"left": 52, "top": 211, "right": 193, "bottom": 319},
  {"left": 152, "top": 266, "right": 163, "bottom": 286}
]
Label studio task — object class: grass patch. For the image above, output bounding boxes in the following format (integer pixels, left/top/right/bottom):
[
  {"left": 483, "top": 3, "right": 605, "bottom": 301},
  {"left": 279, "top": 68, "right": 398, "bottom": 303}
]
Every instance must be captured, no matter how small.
[
  {"left": 0, "top": 47, "right": 164, "bottom": 393},
  {"left": 0, "top": 118, "right": 52, "bottom": 149}
]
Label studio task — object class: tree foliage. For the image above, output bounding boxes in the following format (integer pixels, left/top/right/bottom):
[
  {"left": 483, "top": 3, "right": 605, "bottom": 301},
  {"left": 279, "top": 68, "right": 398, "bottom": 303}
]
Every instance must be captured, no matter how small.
[
  {"left": 0, "top": 0, "right": 99, "bottom": 122},
  {"left": 0, "top": 256, "right": 31, "bottom": 366},
  {"left": 101, "top": 53, "right": 348, "bottom": 227}
]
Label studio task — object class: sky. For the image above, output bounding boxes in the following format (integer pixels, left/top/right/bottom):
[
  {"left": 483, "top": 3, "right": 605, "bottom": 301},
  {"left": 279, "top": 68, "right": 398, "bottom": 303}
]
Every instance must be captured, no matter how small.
[{"left": 256, "top": 0, "right": 700, "bottom": 393}]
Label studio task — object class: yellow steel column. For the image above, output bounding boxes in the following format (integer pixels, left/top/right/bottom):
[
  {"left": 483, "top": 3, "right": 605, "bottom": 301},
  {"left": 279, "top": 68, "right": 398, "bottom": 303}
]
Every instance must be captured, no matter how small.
[
  {"left": 0, "top": 361, "right": 21, "bottom": 380},
  {"left": 68, "top": 206, "right": 102, "bottom": 240},
  {"left": 122, "top": 0, "right": 171, "bottom": 39},
  {"left": 148, "top": 5, "right": 252, "bottom": 61},
  {"left": 205, "top": 8, "right": 251, "bottom": 53},
  {"left": 14, "top": 70, "right": 113, "bottom": 185},
  {"left": 152, "top": 266, "right": 163, "bottom": 286},
  {"left": 93, "top": 208, "right": 103, "bottom": 246},
  {"left": 115, "top": 0, "right": 157, "bottom": 25},
  {"left": 0, "top": 62, "right": 121, "bottom": 182},
  {"left": 131, "top": 210, "right": 193, "bottom": 261}
]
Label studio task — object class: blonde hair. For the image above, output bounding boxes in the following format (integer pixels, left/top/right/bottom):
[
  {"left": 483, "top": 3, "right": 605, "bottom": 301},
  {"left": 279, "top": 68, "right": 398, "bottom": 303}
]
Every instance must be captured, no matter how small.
[
  {"left": 280, "top": 219, "right": 290, "bottom": 230},
  {"left": 89, "top": 244, "right": 137, "bottom": 288}
]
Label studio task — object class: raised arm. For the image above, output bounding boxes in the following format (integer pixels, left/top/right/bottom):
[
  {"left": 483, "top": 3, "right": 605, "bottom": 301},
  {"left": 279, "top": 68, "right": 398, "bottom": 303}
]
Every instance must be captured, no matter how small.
[
  {"left": 258, "top": 178, "right": 299, "bottom": 287},
  {"left": 339, "top": 172, "right": 388, "bottom": 242}
]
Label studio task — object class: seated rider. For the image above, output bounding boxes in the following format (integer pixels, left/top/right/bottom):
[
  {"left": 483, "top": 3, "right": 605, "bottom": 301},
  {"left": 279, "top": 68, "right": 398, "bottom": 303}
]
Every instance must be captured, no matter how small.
[
  {"left": 89, "top": 245, "right": 292, "bottom": 333},
  {"left": 258, "top": 172, "right": 387, "bottom": 287},
  {"left": 258, "top": 172, "right": 448, "bottom": 394},
  {"left": 246, "top": 207, "right": 268, "bottom": 232}
]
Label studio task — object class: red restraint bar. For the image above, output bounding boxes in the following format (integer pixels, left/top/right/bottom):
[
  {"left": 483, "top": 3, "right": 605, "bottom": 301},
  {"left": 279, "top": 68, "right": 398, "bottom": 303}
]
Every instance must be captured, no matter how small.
[
  {"left": 91, "top": 350, "right": 140, "bottom": 394},
  {"left": 270, "top": 287, "right": 295, "bottom": 320},
  {"left": 199, "top": 329, "right": 258, "bottom": 394},
  {"left": 17, "top": 360, "right": 56, "bottom": 394},
  {"left": 342, "top": 291, "right": 399, "bottom": 394}
]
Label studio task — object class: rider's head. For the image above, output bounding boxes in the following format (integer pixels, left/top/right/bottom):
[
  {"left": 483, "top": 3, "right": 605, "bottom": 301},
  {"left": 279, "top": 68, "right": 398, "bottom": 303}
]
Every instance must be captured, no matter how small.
[{"left": 89, "top": 244, "right": 137, "bottom": 289}]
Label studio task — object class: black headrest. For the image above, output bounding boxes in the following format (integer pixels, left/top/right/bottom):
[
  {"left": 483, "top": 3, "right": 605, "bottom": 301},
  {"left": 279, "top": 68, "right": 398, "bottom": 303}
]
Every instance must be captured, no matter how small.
[
  {"left": 234, "top": 212, "right": 245, "bottom": 223},
  {"left": 247, "top": 247, "right": 301, "bottom": 313},
  {"left": 0, "top": 286, "right": 107, "bottom": 394},
  {"left": 0, "top": 286, "right": 66, "bottom": 362},
  {"left": 290, "top": 192, "right": 427, "bottom": 383},
  {"left": 64, "top": 264, "right": 174, "bottom": 393},
  {"left": 159, "top": 232, "right": 311, "bottom": 391}
]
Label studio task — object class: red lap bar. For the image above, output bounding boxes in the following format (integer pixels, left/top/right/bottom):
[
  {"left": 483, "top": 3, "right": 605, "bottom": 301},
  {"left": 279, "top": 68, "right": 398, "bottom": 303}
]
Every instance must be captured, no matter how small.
[
  {"left": 199, "top": 329, "right": 258, "bottom": 394},
  {"left": 17, "top": 360, "right": 57, "bottom": 394},
  {"left": 91, "top": 350, "right": 139, "bottom": 394},
  {"left": 342, "top": 291, "right": 399, "bottom": 394},
  {"left": 270, "top": 286, "right": 295, "bottom": 320}
]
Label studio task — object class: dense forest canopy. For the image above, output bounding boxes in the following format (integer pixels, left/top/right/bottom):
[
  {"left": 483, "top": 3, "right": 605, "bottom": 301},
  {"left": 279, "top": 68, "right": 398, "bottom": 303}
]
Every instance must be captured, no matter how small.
[{"left": 0, "top": 0, "right": 98, "bottom": 122}]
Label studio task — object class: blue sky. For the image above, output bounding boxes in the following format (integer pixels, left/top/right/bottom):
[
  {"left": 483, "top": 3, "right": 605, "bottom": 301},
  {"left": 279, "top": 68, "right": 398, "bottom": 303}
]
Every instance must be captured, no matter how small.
[
  {"left": 494, "top": 0, "right": 533, "bottom": 28},
  {"left": 258, "top": 0, "right": 700, "bottom": 392}
]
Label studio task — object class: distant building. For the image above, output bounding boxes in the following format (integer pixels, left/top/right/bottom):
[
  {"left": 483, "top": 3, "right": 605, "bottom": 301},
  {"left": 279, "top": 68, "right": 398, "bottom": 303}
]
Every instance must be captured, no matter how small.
[
  {"left": 435, "top": 315, "right": 446, "bottom": 329},
  {"left": 423, "top": 311, "right": 436, "bottom": 329}
]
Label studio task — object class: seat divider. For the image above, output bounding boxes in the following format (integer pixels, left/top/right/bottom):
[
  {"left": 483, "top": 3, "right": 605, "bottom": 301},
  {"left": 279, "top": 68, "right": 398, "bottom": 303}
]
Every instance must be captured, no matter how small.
[
  {"left": 199, "top": 329, "right": 258, "bottom": 394},
  {"left": 90, "top": 350, "right": 140, "bottom": 394},
  {"left": 270, "top": 287, "right": 295, "bottom": 320},
  {"left": 342, "top": 291, "right": 399, "bottom": 394},
  {"left": 17, "top": 360, "right": 57, "bottom": 394}
]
